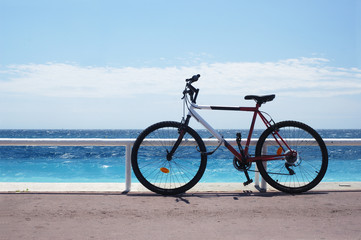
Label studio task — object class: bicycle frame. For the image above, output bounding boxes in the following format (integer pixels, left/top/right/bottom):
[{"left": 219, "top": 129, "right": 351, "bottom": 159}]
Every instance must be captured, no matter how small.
[
  {"left": 187, "top": 101, "right": 291, "bottom": 163},
  {"left": 132, "top": 75, "right": 328, "bottom": 195}
]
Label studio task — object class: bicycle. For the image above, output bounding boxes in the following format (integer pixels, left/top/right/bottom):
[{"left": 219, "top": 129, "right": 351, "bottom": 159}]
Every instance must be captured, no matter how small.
[{"left": 131, "top": 74, "right": 328, "bottom": 195}]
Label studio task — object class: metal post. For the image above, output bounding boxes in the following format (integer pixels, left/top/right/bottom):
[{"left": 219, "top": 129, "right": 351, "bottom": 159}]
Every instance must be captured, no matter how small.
[
  {"left": 260, "top": 143, "right": 267, "bottom": 191},
  {"left": 125, "top": 143, "right": 132, "bottom": 192},
  {"left": 254, "top": 164, "right": 260, "bottom": 187}
]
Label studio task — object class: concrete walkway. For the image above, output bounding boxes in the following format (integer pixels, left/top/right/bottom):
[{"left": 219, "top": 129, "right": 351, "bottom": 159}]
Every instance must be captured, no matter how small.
[{"left": 1, "top": 186, "right": 361, "bottom": 239}]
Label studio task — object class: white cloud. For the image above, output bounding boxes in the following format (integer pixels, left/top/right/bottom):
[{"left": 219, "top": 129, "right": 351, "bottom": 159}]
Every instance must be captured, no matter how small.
[
  {"left": 0, "top": 58, "right": 360, "bottom": 98},
  {"left": 196, "top": 58, "right": 361, "bottom": 97}
]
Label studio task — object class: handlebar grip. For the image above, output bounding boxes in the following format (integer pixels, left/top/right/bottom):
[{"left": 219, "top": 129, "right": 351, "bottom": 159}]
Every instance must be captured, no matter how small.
[{"left": 186, "top": 74, "right": 200, "bottom": 83}]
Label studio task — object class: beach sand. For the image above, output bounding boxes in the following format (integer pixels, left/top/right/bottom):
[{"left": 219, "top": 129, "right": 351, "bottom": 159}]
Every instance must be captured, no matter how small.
[{"left": 1, "top": 183, "right": 361, "bottom": 239}]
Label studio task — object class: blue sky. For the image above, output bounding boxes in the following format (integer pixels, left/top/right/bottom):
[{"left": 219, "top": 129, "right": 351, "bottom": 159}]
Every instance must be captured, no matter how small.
[{"left": 0, "top": 0, "right": 360, "bottom": 129}]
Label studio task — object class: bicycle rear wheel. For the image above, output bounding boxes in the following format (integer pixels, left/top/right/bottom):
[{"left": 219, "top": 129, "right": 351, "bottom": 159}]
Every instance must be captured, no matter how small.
[
  {"left": 131, "top": 121, "right": 207, "bottom": 195},
  {"left": 255, "top": 121, "right": 328, "bottom": 193}
]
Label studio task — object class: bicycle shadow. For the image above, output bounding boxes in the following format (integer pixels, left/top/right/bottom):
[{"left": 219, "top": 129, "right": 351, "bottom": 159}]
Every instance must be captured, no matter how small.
[
  {"left": 126, "top": 189, "right": 361, "bottom": 205},
  {"left": 2, "top": 189, "right": 359, "bottom": 199},
  {"left": 127, "top": 189, "right": 329, "bottom": 199}
]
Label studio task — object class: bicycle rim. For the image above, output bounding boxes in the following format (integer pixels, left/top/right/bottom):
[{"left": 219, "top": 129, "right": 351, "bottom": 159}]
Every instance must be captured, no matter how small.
[
  {"left": 131, "top": 121, "right": 207, "bottom": 195},
  {"left": 256, "top": 121, "right": 328, "bottom": 193}
]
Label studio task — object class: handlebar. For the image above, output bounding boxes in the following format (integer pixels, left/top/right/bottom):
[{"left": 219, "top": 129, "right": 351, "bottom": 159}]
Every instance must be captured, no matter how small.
[
  {"left": 184, "top": 74, "right": 200, "bottom": 104},
  {"left": 186, "top": 74, "right": 200, "bottom": 84}
]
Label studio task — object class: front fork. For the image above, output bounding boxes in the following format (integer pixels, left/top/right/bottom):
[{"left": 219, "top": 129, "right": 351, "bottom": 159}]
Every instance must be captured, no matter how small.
[{"left": 166, "top": 115, "right": 191, "bottom": 161}]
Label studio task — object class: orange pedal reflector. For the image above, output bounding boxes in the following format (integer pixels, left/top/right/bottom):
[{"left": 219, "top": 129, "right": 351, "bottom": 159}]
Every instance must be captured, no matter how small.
[
  {"left": 160, "top": 167, "right": 170, "bottom": 174},
  {"left": 277, "top": 147, "right": 283, "bottom": 155}
]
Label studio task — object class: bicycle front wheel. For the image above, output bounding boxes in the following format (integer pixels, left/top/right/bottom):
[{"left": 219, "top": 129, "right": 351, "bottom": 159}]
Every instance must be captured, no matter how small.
[
  {"left": 131, "top": 121, "right": 207, "bottom": 195},
  {"left": 255, "top": 121, "right": 328, "bottom": 193}
]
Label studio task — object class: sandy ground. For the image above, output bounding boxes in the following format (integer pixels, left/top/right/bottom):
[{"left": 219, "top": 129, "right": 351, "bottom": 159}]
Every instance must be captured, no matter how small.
[{"left": 1, "top": 190, "right": 361, "bottom": 240}]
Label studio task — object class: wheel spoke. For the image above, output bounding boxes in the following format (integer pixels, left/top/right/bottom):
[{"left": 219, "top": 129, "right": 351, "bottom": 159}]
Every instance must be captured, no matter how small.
[
  {"left": 256, "top": 121, "right": 328, "bottom": 193},
  {"left": 131, "top": 122, "right": 207, "bottom": 195}
]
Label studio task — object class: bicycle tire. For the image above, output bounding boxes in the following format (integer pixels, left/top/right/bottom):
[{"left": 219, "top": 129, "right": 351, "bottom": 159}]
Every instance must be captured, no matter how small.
[
  {"left": 255, "top": 121, "right": 328, "bottom": 193},
  {"left": 131, "top": 121, "right": 207, "bottom": 195}
]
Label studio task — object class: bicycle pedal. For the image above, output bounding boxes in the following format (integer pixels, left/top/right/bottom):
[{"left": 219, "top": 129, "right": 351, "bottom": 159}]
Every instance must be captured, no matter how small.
[{"left": 243, "top": 179, "right": 253, "bottom": 186}]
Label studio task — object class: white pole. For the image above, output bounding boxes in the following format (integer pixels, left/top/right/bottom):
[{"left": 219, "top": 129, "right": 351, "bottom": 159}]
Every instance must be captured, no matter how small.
[
  {"left": 125, "top": 143, "right": 132, "bottom": 192},
  {"left": 260, "top": 143, "right": 268, "bottom": 191},
  {"left": 254, "top": 164, "right": 260, "bottom": 187}
]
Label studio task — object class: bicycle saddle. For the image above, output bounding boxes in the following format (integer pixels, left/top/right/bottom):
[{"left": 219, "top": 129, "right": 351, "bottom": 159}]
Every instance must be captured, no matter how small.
[{"left": 244, "top": 94, "right": 275, "bottom": 105}]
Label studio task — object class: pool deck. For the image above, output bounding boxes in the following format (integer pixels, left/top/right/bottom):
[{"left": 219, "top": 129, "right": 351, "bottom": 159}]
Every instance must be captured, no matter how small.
[{"left": 1, "top": 182, "right": 361, "bottom": 240}]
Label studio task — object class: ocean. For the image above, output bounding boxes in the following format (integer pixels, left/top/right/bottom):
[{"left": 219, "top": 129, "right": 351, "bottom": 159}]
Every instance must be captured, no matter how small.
[{"left": 0, "top": 129, "right": 360, "bottom": 183}]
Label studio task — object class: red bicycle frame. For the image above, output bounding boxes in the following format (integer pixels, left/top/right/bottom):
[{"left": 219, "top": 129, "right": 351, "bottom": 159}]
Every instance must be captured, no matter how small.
[{"left": 188, "top": 102, "right": 293, "bottom": 163}]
